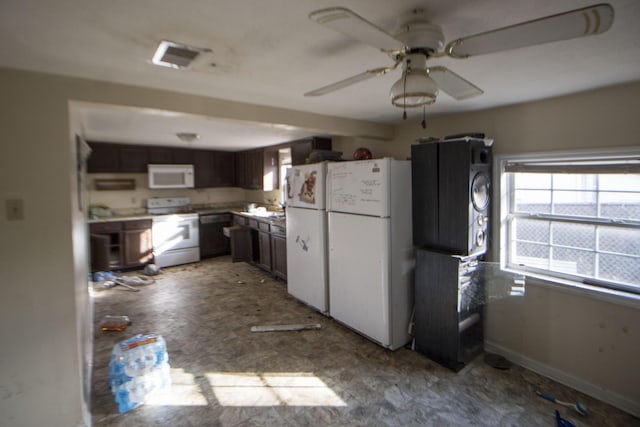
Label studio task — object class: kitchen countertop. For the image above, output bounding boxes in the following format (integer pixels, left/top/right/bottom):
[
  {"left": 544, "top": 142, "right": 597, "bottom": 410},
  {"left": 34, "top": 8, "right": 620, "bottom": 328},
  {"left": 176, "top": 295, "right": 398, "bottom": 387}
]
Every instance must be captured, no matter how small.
[
  {"left": 231, "top": 211, "right": 286, "bottom": 227},
  {"left": 88, "top": 208, "right": 286, "bottom": 226}
]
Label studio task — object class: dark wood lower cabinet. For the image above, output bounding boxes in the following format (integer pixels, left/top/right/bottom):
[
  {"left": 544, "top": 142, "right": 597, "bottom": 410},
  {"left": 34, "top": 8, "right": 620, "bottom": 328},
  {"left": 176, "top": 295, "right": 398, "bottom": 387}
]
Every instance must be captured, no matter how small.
[
  {"left": 271, "top": 234, "right": 287, "bottom": 280},
  {"left": 122, "top": 228, "right": 153, "bottom": 267},
  {"left": 89, "top": 219, "right": 153, "bottom": 272},
  {"left": 231, "top": 214, "right": 286, "bottom": 281},
  {"left": 257, "top": 231, "right": 272, "bottom": 271}
]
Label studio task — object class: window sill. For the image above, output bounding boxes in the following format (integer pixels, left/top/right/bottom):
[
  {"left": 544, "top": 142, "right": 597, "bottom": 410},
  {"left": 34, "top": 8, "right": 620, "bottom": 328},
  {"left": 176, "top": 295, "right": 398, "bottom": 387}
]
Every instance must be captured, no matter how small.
[{"left": 502, "top": 268, "right": 640, "bottom": 310}]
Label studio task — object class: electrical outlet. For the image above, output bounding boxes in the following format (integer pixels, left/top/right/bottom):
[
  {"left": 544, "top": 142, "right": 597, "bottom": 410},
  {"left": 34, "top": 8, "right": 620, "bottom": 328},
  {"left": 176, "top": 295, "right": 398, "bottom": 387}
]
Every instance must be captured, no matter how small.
[{"left": 6, "top": 198, "right": 24, "bottom": 221}]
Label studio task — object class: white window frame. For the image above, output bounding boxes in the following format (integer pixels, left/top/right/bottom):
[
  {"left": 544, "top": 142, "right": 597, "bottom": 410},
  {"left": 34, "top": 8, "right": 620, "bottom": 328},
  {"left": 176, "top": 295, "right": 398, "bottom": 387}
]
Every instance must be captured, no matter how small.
[{"left": 496, "top": 147, "right": 640, "bottom": 300}]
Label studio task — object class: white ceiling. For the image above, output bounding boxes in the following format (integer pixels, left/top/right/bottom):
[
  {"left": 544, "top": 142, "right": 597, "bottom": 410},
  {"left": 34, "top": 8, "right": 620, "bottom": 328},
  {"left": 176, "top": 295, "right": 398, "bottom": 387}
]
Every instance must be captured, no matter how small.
[{"left": 2, "top": 0, "right": 640, "bottom": 150}]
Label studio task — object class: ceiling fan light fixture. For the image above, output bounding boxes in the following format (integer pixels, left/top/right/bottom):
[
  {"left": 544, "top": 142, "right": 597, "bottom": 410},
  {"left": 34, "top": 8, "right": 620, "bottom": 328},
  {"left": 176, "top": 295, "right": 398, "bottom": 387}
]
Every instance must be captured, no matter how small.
[
  {"left": 176, "top": 132, "right": 200, "bottom": 143},
  {"left": 390, "top": 69, "right": 438, "bottom": 108}
]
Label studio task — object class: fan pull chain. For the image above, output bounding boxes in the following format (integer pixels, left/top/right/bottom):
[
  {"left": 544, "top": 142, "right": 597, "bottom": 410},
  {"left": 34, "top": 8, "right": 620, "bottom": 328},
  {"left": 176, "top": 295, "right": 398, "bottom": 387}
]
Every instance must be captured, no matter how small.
[
  {"left": 402, "top": 59, "right": 408, "bottom": 121},
  {"left": 421, "top": 105, "right": 426, "bottom": 129}
]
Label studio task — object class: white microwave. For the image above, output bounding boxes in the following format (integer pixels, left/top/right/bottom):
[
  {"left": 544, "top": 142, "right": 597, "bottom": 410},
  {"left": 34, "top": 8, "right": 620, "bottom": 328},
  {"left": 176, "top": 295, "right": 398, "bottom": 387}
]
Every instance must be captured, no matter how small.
[{"left": 148, "top": 164, "right": 195, "bottom": 189}]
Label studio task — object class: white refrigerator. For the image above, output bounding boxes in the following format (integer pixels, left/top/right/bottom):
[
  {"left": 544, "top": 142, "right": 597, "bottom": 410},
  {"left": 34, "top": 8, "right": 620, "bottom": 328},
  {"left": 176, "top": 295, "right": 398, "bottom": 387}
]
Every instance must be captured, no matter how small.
[
  {"left": 285, "top": 162, "right": 329, "bottom": 314},
  {"left": 327, "top": 158, "right": 414, "bottom": 350}
]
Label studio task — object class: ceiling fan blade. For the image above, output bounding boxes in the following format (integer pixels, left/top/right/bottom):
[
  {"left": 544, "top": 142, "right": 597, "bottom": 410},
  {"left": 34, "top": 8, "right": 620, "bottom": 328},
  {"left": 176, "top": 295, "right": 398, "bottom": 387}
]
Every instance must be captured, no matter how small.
[
  {"left": 304, "top": 67, "right": 391, "bottom": 97},
  {"left": 428, "top": 66, "right": 484, "bottom": 100},
  {"left": 309, "top": 7, "right": 404, "bottom": 52},
  {"left": 446, "top": 3, "right": 614, "bottom": 58}
]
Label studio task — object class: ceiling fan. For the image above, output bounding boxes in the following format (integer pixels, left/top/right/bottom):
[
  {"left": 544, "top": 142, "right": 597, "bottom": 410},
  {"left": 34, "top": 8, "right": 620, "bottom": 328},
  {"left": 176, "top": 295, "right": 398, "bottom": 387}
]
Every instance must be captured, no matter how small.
[{"left": 304, "top": 4, "right": 614, "bottom": 121}]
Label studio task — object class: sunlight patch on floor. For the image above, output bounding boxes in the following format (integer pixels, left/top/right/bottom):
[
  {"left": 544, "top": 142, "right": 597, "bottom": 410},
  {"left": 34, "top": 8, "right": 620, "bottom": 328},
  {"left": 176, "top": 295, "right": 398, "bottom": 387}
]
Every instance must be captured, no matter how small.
[
  {"left": 205, "top": 372, "right": 347, "bottom": 407},
  {"left": 145, "top": 368, "right": 208, "bottom": 406}
]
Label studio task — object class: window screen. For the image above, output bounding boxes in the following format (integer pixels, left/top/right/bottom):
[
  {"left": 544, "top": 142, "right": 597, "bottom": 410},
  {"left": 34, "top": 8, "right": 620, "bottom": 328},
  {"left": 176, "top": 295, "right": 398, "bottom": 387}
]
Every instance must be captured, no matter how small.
[{"left": 502, "top": 154, "right": 640, "bottom": 295}]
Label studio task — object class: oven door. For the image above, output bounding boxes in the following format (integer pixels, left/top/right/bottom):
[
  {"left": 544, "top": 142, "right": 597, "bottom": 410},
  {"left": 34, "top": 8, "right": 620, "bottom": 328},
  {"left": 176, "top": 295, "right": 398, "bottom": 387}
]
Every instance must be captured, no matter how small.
[{"left": 152, "top": 213, "right": 199, "bottom": 255}]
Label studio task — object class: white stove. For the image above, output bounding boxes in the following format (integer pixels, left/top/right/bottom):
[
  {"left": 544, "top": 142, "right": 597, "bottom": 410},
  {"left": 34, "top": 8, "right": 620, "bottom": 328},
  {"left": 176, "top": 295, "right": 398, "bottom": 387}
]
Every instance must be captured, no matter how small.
[{"left": 147, "top": 197, "right": 200, "bottom": 268}]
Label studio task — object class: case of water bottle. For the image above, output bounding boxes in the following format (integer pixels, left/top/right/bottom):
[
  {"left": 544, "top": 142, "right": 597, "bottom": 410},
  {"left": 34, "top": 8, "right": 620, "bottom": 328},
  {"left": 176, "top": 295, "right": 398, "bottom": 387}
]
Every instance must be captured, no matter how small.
[{"left": 109, "top": 334, "right": 171, "bottom": 413}]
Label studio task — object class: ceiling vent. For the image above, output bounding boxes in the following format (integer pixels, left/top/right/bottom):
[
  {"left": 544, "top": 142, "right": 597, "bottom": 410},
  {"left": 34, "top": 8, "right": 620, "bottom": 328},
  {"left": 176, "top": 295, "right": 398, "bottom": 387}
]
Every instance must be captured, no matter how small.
[{"left": 152, "top": 40, "right": 212, "bottom": 69}]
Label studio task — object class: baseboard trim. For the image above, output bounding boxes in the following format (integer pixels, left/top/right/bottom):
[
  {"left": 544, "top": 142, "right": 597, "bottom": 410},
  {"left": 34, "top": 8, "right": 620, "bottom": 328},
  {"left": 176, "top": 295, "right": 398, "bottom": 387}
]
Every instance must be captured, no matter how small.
[{"left": 484, "top": 341, "right": 640, "bottom": 418}]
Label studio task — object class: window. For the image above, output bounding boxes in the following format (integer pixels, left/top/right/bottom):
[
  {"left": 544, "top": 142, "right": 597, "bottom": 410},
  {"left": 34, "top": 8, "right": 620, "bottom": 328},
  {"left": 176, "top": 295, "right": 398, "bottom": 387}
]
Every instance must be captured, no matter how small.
[
  {"left": 500, "top": 150, "right": 640, "bottom": 295},
  {"left": 279, "top": 147, "right": 292, "bottom": 204}
]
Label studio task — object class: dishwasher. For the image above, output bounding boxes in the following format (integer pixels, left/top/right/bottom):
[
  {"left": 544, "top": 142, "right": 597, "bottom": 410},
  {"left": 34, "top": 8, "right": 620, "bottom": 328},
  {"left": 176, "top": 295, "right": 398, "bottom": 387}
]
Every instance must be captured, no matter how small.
[{"left": 199, "top": 213, "right": 232, "bottom": 258}]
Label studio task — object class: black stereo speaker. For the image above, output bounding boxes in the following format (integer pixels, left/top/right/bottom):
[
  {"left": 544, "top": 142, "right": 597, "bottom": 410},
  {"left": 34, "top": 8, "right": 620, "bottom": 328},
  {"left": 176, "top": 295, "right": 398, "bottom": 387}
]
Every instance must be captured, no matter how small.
[{"left": 411, "top": 138, "right": 492, "bottom": 256}]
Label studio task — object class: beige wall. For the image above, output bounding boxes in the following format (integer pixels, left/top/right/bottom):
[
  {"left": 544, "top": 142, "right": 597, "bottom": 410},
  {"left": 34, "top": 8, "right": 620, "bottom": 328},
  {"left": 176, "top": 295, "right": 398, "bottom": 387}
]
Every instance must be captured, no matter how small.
[
  {"left": 0, "top": 72, "right": 87, "bottom": 426},
  {"left": 337, "top": 82, "right": 640, "bottom": 416},
  {"left": 86, "top": 173, "right": 246, "bottom": 212},
  {"left": 0, "top": 67, "right": 392, "bottom": 427}
]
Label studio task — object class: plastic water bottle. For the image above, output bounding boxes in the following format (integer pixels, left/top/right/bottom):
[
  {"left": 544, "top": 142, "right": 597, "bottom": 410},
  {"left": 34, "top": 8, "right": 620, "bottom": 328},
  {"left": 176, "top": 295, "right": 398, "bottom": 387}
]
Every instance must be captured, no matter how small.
[{"left": 109, "top": 334, "right": 171, "bottom": 413}]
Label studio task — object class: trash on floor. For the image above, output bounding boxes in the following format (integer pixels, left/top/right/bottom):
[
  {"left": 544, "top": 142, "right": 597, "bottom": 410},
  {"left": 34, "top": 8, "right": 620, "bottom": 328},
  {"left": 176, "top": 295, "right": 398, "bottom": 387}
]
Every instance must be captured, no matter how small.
[
  {"left": 109, "top": 334, "right": 171, "bottom": 413},
  {"left": 97, "top": 275, "right": 156, "bottom": 292},
  {"left": 484, "top": 352, "right": 511, "bottom": 370},
  {"left": 528, "top": 384, "right": 588, "bottom": 416},
  {"left": 251, "top": 323, "right": 322, "bottom": 333},
  {"left": 100, "top": 315, "right": 132, "bottom": 332},
  {"left": 92, "top": 271, "right": 115, "bottom": 282},
  {"left": 555, "top": 410, "right": 576, "bottom": 427},
  {"left": 143, "top": 263, "right": 161, "bottom": 276}
]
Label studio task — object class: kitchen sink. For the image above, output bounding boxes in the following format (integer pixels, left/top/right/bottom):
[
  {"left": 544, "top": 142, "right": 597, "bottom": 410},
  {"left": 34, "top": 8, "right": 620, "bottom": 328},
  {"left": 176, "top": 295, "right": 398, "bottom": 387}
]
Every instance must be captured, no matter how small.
[{"left": 250, "top": 211, "right": 285, "bottom": 220}]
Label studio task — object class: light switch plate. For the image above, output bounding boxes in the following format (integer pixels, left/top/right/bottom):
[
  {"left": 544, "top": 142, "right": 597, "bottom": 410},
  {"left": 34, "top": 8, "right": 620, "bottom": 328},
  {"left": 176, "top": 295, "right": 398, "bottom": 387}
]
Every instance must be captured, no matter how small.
[{"left": 6, "top": 198, "right": 24, "bottom": 221}]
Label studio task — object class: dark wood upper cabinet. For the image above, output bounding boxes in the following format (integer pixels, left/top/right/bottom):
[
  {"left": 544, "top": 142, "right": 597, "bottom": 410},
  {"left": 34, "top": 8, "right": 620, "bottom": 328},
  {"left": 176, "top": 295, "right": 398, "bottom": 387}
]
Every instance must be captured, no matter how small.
[
  {"left": 214, "top": 151, "right": 235, "bottom": 187},
  {"left": 263, "top": 148, "right": 279, "bottom": 191},
  {"left": 87, "top": 143, "right": 119, "bottom": 173},
  {"left": 193, "top": 149, "right": 215, "bottom": 188},
  {"left": 86, "top": 137, "right": 331, "bottom": 190},
  {"left": 194, "top": 150, "right": 236, "bottom": 188},
  {"left": 147, "top": 147, "right": 173, "bottom": 164},
  {"left": 118, "top": 146, "right": 148, "bottom": 172},
  {"left": 290, "top": 137, "right": 332, "bottom": 165},
  {"left": 172, "top": 148, "right": 194, "bottom": 164}
]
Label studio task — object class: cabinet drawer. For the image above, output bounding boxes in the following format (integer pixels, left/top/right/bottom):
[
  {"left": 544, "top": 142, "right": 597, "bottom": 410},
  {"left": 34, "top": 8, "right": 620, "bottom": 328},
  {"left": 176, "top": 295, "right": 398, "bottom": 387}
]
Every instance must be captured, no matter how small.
[
  {"left": 270, "top": 224, "right": 285, "bottom": 236},
  {"left": 124, "top": 219, "right": 152, "bottom": 230},
  {"left": 258, "top": 221, "right": 270, "bottom": 232},
  {"left": 248, "top": 218, "right": 259, "bottom": 229},
  {"left": 233, "top": 215, "right": 247, "bottom": 226},
  {"left": 90, "top": 221, "right": 122, "bottom": 234}
]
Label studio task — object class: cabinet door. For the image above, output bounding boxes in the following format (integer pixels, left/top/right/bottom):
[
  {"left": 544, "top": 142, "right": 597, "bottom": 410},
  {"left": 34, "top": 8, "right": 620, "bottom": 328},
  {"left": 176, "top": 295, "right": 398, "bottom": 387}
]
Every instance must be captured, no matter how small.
[
  {"left": 234, "top": 151, "right": 247, "bottom": 188},
  {"left": 122, "top": 228, "right": 153, "bottom": 267},
  {"left": 193, "top": 150, "right": 214, "bottom": 188},
  {"left": 291, "top": 140, "right": 312, "bottom": 166},
  {"left": 229, "top": 226, "right": 252, "bottom": 262},
  {"left": 148, "top": 147, "right": 173, "bottom": 164},
  {"left": 214, "top": 151, "right": 235, "bottom": 187},
  {"left": 249, "top": 149, "right": 264, "bottom": 189},
  {"left": 87, "top": 143, "right": 119, "bottom": 173},
  {"left": 258, "top": 231, "right": 271, "bottom": 271},
  {"left": 172, "top": 148, "right": 194, "bottom": 164},
  {"left": 263, "top": 148, "right": 279, "bottom": 191},
  {"left": 119, "top": 146, "right": 148, "bottom": 172},
  {"left": 271, "top": 235, "right": 287, "bottom": 280},
  {"left": 90, "top": 234, "right": 111, "bottom": 272},
  {"left": 290, "top": 137, "right": 332, "bottom": 165}
]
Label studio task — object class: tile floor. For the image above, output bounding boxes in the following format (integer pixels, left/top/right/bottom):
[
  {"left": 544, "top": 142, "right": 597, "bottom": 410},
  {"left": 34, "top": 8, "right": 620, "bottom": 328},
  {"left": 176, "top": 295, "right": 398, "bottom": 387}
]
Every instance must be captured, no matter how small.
[{"left": 90, "top": 256, "right": 638, "bottom": 426}]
